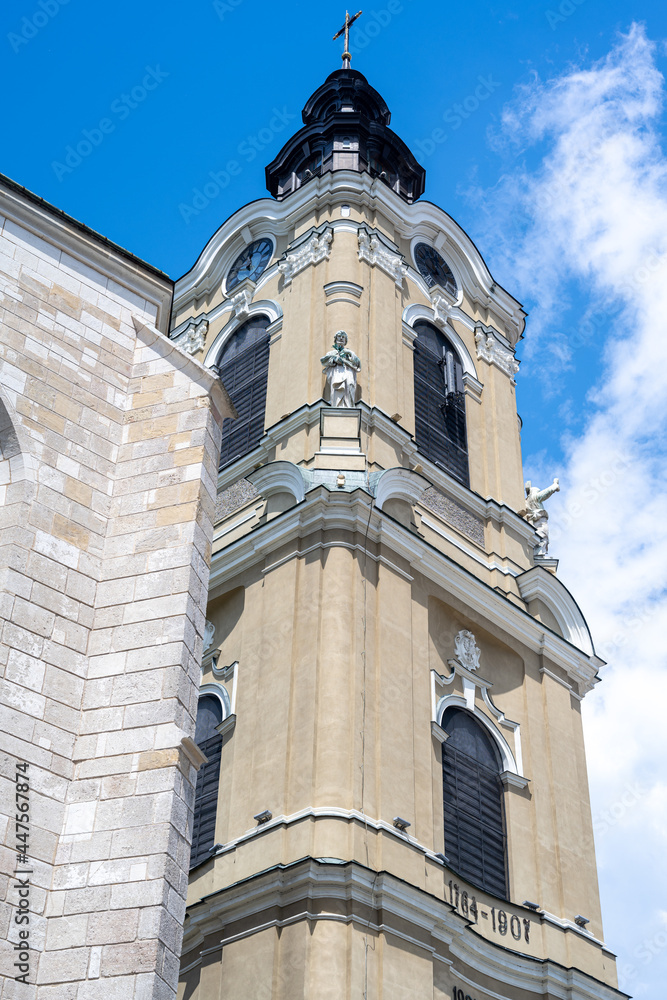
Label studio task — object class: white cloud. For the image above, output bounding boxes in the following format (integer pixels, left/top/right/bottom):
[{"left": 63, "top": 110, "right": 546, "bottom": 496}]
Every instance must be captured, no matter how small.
[{"left": 470, "top": 23, "right": 667, "bottom": 995}]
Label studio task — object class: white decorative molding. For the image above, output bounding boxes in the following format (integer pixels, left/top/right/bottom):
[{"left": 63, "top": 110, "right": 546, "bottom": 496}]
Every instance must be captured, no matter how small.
[
  {"left": 373, "top": 467, "right": 430, "bottom": 511},
  {"left": 430, "top": 721, "right": 449, "bottom": 744},
  {"left": 324, "top": 280, "right": 363, "bottom": 298},
  {"left": 401, "top": 304, "right": 478, "bottom": 381},
  {"left": 278, "top": 229, "right": 333, "bottom": 285},
  {"left": 433, "top": 687, "right": 521, "bottom": 777},
  {"left": 183, "top": 859, "right": 611, "bottom": 996},
  {"left": 171, "top": 173, "right": 526, "bottom": 347},
  {"left": 358, "top": 229, "right": 407, "bottom": 287},
  {"left": 453, "top": 629, "right": 481, "bottom": 672},
  {"left": 210, "top": 660, "right": 239, "bottom": 716},
  {"left": 209, "top": 458, "right": 599, "bottom": 695},
  {"left": 500, "top": 770, "right": 530, "bottom": 790},
  {"left": 474, "top": 323, "right": 520, "bottom": 384},
  {"left": 431, "top": 290, "right": 457, "bottom": 329},
  {"left": 176, "top": 317, "right": 208, "bottom": 355},
  {"left": 482, "top": 687, "right": 524, "bottom": 774},
  {"left": 517, "top": 566, "right": 594, "bottom": 656},
  {"left": 230, "top": 287, "right": 253, "bottom": 321},
  {"left": 323, "top": 280, "right": 363, "bottom": 307},
  {"left": 247, "top": 461, "right": 307, "bottom": 505},
  {"left": 203, "top": 620, "right": 216, "bottom": 653},
  {"left": 199, "top": 681, "right": 233, "bottom": 722},
  {"left": 203, "top": 298, "right": 283, "bottom": 369}
]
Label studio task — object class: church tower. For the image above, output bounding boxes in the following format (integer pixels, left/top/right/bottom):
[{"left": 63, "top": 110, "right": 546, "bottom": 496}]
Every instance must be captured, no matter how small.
[{"left": 172, "top": 50, "right": 624, "bottom": 1000}]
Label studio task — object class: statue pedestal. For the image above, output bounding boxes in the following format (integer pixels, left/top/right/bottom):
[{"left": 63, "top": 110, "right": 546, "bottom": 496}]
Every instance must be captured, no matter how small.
[
  {"left": 314, "top": 406, "right": 366, "bottom": 470},
  {"left": 534, "top": 555, "right": 559, "bottom": 574}
]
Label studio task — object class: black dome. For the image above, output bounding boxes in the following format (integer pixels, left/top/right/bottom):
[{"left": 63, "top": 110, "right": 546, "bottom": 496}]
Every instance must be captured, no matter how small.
[{"left": 265, "top": 69, "right": 425, "bottom": 203}]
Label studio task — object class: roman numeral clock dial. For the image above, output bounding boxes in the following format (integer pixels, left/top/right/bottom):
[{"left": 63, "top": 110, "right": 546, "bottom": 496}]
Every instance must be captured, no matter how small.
[
  {"left": 414, "top": 242, "right": 457, "bottom": 294},
  {"left": 226, "top": 238, "right": 273, "bottom": 292}
]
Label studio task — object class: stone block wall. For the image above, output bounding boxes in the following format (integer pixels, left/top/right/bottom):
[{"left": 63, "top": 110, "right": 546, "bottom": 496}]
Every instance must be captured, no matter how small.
[{"left": 0, "top": 179, "right": 227, "bottom": 999}]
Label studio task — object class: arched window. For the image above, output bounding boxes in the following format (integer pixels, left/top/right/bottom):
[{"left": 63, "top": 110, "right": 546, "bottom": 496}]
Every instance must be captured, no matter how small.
[
  {"left": 413, "top": 321, "right": 469, "bottom": 487},
  {"left": 441, "top": 707, "right": 507, "bottom": 898},
  {"left": 217, "top": 315, "right": 271, "bottom": 469},
  {"left": 190, "top": 695, "right": 223, "bottom": 869}
]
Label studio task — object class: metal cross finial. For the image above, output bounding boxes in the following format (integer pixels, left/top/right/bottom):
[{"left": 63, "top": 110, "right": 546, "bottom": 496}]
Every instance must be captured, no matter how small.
[{"left": 333, "top": 10, "right": 362, "bottom": 69}]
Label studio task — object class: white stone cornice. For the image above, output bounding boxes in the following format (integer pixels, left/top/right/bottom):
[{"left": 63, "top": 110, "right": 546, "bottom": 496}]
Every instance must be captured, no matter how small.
[
  {"left": 474, "top": 322, "right": 520, "bottom": 384},
  {"left": 172, "top": 172, "right": 526, "bottom": 345},
  {"left": 246, "top": 461, "right": 307, "bottom": 504},
  {"left": 517, "top": 566, "right": 594, "bottom": 657},
  {"left": 357, "top": 227, "right": 407, "bottom": 287},
  {"left": 278, "top": 227, "right": 333, "bottom": 285},
  {"left": 214, "top": 401, "right": 537, "bottom": 549},
  {"left": 373, "top": 467, "right": 431, "bottom": 510},
  {"left": 183, "top": 857, "right": 619, "bottom": 1000},
  {"left": 208, "top": 486, "right": 599, "bottom": 692}
]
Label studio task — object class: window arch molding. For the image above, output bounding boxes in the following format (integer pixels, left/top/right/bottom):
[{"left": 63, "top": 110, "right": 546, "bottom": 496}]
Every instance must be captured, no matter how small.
[
  {"left": 436, "top": 695, "right": 518, "bottom": 776},
  {"left": 204, "top": 298, "right": 282, "bottom": 370},
  {"left": 402, "top": 304, "right": 477, "bottom": 381},
  {"left": 198, "top": 681, "right": 232, "bottom": 722}
]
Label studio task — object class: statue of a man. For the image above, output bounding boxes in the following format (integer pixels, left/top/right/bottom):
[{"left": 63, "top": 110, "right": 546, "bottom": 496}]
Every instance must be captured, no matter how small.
[
  {"left": 321, "top": 331, "right": 361, "bottom": 408},
  {"left": 521, "top": 478, "right": 560, "bottom": 557}
]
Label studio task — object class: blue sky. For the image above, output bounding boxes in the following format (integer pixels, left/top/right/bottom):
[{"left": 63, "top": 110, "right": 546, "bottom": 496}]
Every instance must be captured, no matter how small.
[{"left": 3, "top": 1, "right": 667, "bottom": 995}]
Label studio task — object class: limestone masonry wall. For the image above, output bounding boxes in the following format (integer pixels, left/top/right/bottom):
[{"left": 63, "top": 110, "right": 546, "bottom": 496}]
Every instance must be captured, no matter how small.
[{"left": 0, "top": 186, "right": 225, "bottom": 1000}]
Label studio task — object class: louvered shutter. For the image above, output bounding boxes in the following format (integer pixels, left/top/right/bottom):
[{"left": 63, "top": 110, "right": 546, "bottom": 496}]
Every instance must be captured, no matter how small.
[
  {"left": 190, "top": 695, "right": 223, "bottom": 869},
  {"left": 442, "top": 708, "right": 507, "bottom": 899},
  {"left": 413, "top": 322, "right": 469, "bottom": 487},
  {"left": 217, "top": 316, "right": 271, "bottom": 470}
]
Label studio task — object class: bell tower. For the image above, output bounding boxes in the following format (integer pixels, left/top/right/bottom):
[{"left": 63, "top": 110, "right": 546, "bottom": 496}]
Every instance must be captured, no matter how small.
[{"left": 172, "top": 50, "right": 624, "bottom": 1000}]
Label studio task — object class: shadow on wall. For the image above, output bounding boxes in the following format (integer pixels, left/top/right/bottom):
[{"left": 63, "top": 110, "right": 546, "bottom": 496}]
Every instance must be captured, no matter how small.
[{"left": 208, "top": 586, "right": 245, "bottom": 657}]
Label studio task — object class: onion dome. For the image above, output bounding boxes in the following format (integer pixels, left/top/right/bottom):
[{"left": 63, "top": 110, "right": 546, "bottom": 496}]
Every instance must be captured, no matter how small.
[{"left": 265, "top": 68, "right": 425, "bottom": 203}]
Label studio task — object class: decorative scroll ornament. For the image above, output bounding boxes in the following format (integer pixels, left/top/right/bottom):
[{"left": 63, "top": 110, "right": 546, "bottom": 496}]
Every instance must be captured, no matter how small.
[
  {"left": 203, "top": 620, "right": 216, "bottom": 653},
  {"left": 177, "top": 318, "right": 208, "bottom": 356},
  {"left": 431, "top": 291, "right": 455, "bottom": 329},
  {"left": 358, "top": 230, "right": 407, "bottom": 287},
  {"left": 230, "top": 287, "right": 253, "bottom": 321},
  {"left": 320, "top": 330, "right": 361, "bottom": 407},
  {"left": 519, "top": 478, "right": 560, "bottom": 558},
  {"left": 474, "top": 324, "right": 520, "bottom": 384},
  {"left": 453, "top": 629, "right": 481, "bottom": 672},
  {"left": 279, "top": 229, "right": 333, "bottom": 285}
]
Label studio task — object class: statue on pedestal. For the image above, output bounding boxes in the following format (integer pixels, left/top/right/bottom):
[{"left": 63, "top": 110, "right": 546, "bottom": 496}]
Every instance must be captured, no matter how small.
[
  {"left": 521, "top": 478, "right": 560, "bottom": 557},
  {"left": 321, "top": 331, "right": 361, "bottom": 408}
]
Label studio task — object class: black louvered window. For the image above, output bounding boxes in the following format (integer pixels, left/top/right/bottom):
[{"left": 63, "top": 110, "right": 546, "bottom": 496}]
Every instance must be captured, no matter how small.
[
  {"left": 413, "top": 321, "right": 469, "bottom": 486},
  {"left": 442, "top": 708, "right": 507, "bottom": 899},
  {"left": 190, "top": 695, "right": 223, "bottom": 869},
  {"left": 217, "top": 315, "right": 271, "bottom": 469}
]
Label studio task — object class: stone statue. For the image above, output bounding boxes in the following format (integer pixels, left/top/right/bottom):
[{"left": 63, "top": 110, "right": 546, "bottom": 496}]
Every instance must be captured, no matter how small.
[
  {"left": 320, "top": 331, "right": 361, "bottom": 408},
  {"left": 454, "top": 629, "right": 481, "bottom": 672},
  {"left": 521, "top": 478, "right": 560, "bottom": 557}
]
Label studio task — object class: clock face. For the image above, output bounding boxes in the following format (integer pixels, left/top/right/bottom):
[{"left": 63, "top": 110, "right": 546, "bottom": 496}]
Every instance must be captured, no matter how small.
[
  {"left": 414, "top": 243, "right": 456, "bottom": 293},
  {"left": 226, "top": 238, "right": 273, "bottom": 292}
]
